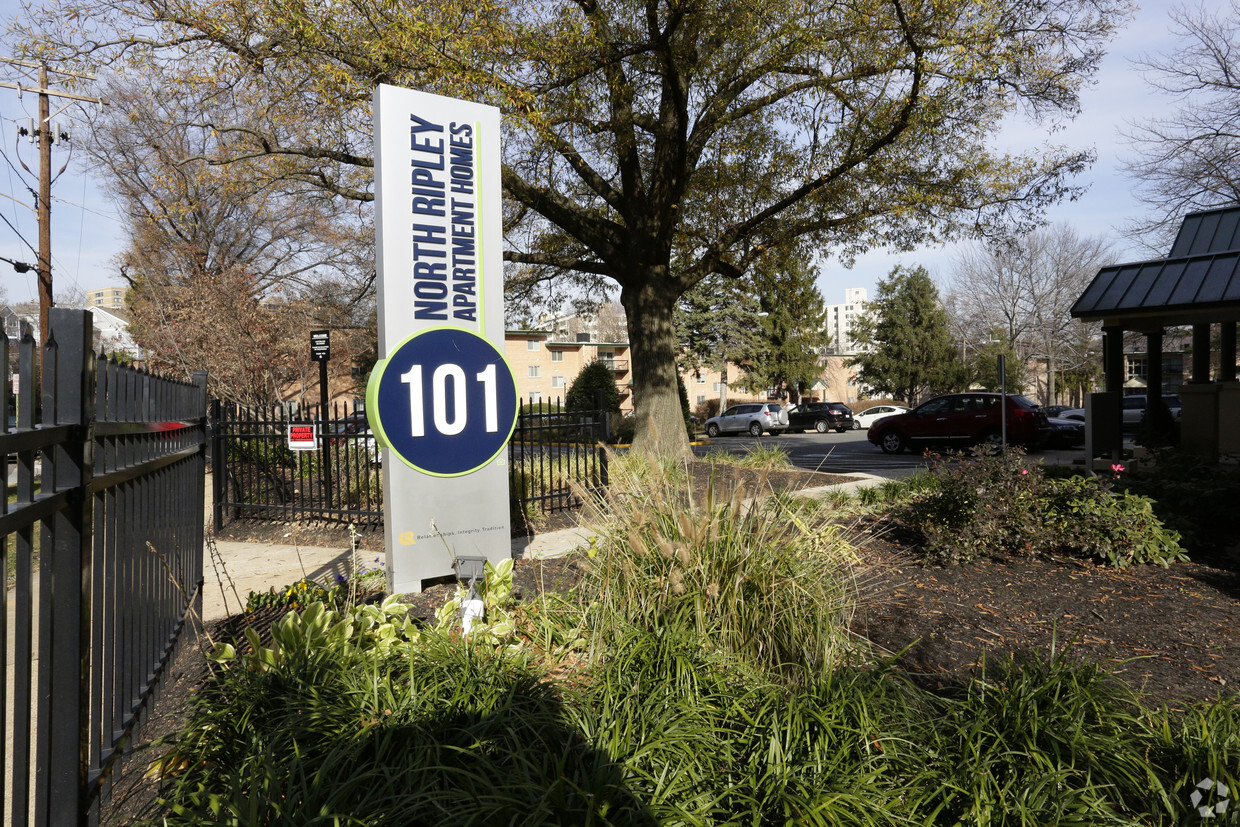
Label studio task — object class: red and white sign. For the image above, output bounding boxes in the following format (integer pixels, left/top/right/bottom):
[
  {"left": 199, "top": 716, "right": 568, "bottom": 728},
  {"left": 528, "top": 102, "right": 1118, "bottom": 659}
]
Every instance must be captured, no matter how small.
[{"left": 287, "top": 423, "right": 317, "bottom": 451}]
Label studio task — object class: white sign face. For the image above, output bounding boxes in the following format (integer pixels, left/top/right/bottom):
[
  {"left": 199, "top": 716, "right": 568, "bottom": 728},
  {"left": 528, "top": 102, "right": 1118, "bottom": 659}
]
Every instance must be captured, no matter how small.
[
  {"left": 287, "top": 422, "right": 317, "bottom": 451},
  {"left": 368, "top": 85, "right": 513, "bottom": 594}
]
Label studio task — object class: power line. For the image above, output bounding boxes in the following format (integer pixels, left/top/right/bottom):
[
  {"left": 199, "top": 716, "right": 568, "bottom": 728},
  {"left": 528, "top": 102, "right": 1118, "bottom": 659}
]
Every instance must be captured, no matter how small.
[
  {"left": 0, "top": 57, "right": 102, "bottom": 347},
  {"left": 0, "top": 208, "right": 37, "bottom": 255}
]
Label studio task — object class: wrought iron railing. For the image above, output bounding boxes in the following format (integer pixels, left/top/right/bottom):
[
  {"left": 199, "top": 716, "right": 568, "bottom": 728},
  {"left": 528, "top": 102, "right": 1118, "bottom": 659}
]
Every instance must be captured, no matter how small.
[{"left": 1, "top": 309, "right": 207, "bottom": 826}]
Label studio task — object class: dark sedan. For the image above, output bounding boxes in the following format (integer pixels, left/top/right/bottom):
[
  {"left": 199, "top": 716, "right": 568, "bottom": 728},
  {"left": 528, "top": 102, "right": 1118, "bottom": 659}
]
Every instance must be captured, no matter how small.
[
  {"left": 1044, "top": 416, "right": 1085, "bottom": 448},
  {"left": 786, "top": 402, "right": 853, "bottom": 433},
  {"left": 867, "top": 392, "right": 1051, "bottom": 454}
]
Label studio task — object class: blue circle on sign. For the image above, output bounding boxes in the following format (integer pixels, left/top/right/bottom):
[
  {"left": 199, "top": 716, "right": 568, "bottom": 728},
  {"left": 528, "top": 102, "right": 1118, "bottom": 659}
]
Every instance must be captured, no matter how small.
[{"left": 367, "top": 327, "right": 518, "bottom": 476}]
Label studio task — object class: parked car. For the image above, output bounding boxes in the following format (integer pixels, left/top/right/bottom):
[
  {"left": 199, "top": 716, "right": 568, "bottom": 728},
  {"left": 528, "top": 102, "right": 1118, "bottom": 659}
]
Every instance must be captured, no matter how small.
[
  {"left": 1055, "top": 395, "right": 1181, "bottom": 429},
  {"left": 1044, "top": 416, "right": 1085, "bottom": 448},
  {"left": 1123, "top": 394, "right": 1181, "bottom": 429},
  {"left": 785, "top": 401, "right": 853, "bottom": 433},
  {"left": 850, "top": 404, "right": 909, "bottom": 431},
  {"left": 704, "top": 403, "right": 789, "bottom": 437},
  {"left": 1041, "top": 404, "right": 1074, "bottom": 418},
  {"left": 329, "top": 412, "right": 381, "bottom": 464},
  {"left": 866, "top": 392, "right": 1051, "bottom": 454}
]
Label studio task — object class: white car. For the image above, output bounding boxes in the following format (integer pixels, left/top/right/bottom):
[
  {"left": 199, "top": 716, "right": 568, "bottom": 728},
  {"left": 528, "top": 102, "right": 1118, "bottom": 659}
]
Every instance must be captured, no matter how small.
[
  {"left": 1057, "top": 395, "right": 1181, "bottom": 430},
  {"left": 850, "top": 404, "right": 909, "bottom": 430},
  {"left": 704, "top": 403, "right": 789, "bottom": 437}
]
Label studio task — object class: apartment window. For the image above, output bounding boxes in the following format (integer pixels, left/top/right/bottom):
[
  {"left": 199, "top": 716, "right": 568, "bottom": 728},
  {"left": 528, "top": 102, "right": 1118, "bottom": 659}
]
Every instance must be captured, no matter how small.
[
  {"left": 713, "top": 382, "right": 722, "bottom": 392},
  {"left": 551, "top": 376, "right": 565, "bottom": 388},
  {"left": 529, "top": 391, "right": 541, "bottom": 404},
  {"left": 696, "top": 395, "right": 706, "bottom": 405},
  {"left": 1127, "top": 357, "right": 1147, "bottom": 381},
  {"left": 695, "top": 372, "right": 705, "bottom": 384},
  {"left": 526, "top": 339, "right": 539, "bottom": 351},
  {"left": 528, "top": 365, "right": 541, "bottom": 378},
  {"left": 551, "top": 350, "right": 564, "bottom": 362}
]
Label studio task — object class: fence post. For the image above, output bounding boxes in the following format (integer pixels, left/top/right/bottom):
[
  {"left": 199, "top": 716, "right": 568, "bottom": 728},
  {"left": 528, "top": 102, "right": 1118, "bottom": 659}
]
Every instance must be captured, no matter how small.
[
  {"left": 193, "top": 371, "right": 209, "bottom": 624},
  {"left": 42, "top": 309, "right": 94, "bottom": 826},
  {"left": 210, "top": 398, "right": 224, "bottom": 534},
  {"left": 593, "top": 388, "right": 611, "bottom": 442}
]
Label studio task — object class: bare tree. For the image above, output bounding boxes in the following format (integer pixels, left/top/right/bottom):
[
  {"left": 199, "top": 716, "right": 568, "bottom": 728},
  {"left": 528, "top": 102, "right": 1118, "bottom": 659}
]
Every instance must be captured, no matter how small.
[
  {"left": 1122, "top": 1, "right": 1240, "bottom": 252},
  {"left": 596, "top": 301, "right": 628, "bottom": 344},
  {"left": 73, "top": 76, "right": 377, "bottom": 402},
  {"left": 946, "top": 224, "right": 1113, "bottom": 403}
]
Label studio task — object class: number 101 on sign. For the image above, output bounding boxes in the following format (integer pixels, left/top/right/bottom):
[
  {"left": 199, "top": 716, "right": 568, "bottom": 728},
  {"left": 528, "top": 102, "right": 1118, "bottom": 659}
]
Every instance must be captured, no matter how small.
[
  {"left": 367, "top": 328, "right": 518, "bottom": 477},
  {"left": 401, "top": 363, "right": 500, "bottom": 437}
]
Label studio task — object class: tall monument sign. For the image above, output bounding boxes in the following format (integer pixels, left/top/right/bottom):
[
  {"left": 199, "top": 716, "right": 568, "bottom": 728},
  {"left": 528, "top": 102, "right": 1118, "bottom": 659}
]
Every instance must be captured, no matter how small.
[{"left": 367, "top": 85, "right": 516, "bottom": 593}]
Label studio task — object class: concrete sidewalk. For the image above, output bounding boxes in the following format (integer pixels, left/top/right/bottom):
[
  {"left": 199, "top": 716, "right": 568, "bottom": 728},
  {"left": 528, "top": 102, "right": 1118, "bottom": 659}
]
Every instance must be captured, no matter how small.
[
  {"left": 200, "top": 473, "right": 894, "bottom": 623},
  {"left": 202, "top": 525, "right": 601, "bottom": 622}
]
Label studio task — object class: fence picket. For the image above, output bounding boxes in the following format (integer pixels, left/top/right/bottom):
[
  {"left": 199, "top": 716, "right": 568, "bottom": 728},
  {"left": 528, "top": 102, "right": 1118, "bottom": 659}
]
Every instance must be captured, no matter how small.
[
  {"left": 211, "top": 397, "right": 610, "bottom": 533},
  {"left": 0, "top": 310, "right": 208, "bottom": 826}
]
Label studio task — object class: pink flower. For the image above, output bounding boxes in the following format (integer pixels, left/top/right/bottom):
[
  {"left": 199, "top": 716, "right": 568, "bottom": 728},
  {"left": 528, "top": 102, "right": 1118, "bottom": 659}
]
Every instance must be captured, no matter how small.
[
  {"left": 1020, "top": 468, "right": 1029, "bottom": 476},
  {"left": 1111, "top": 463, "right": 1125, "bottom": 474}
]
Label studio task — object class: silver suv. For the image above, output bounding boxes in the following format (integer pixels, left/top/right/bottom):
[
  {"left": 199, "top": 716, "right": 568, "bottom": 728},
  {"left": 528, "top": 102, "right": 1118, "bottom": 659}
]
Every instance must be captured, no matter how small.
[{"left": 704, "top": 403, "right": 789, "bottom": 437}]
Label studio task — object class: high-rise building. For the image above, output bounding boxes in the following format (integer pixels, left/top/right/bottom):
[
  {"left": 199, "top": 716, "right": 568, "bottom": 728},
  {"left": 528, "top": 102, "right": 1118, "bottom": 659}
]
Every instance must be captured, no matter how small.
[{"left": 823, "top": 287, "right": 868, "bottom": 355}]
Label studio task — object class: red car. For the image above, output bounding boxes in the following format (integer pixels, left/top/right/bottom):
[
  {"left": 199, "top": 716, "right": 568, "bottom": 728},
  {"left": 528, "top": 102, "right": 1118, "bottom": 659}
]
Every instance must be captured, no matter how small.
[{"left": 866, "top": 392, "right": 1051, "bottom": 454}]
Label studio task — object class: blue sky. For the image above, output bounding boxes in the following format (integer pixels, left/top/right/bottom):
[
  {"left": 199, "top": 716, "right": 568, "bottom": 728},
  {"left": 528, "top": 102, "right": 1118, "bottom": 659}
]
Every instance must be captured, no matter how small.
[
  {"left": 820, "top": 0, "right": 1182, "bottom": 305},
  {"left": 0, "top": 0, "right": 1182, "bottom": 307}
]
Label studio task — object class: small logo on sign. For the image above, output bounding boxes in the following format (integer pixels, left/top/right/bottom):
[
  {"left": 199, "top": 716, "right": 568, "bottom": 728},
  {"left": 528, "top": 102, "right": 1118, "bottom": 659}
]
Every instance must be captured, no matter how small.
[
  {"left": 398, "top": 531, "right": 416, "bottom": 546},
  {"left": 1191, "top": 777, "right": 1231, "bottom": 820}
]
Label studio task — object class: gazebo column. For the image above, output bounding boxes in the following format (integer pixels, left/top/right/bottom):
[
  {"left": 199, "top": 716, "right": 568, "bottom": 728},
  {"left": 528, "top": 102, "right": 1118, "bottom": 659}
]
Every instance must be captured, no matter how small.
[
  {"left": 1221, "top": 322, "right": 1237, "bottom": 382},
  {"left": 1181, "top": 323, "right": 1219, "bottom": 459},
  {"left": 1220, "top": 322, "right": 1240, "bottom": 454},
  {"left": 1191, "top": 324, "right": 1212, "bottom": 381},
  {"left": 1145, "top": 331, "right": 1163, "bottom": 404},
  {"left": 1091, "top": 325, "right": 1126, "bottom": 461},
  {"left": 1143, "top": 331, "right": 1170, "bottom": 443}
]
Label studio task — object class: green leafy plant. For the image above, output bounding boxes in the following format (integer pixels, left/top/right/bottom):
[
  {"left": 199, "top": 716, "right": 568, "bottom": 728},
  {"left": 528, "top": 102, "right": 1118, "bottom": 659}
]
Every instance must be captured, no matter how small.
[
  {"left": 434, "top": 557, "right": 518, "bottom": 644},
  {"left": 903, "top": 448, "right": 1186, "bottom": 567},
  {"left": 1045, "top": 476, "right": 1187, "bottom": 568},
  {"left": 1118, "top": 449, "right": 1240, "bottom": 560},
  {"left": 210, "top": 595, "right": 420, "bottom": 670},
  {"left": 243, "top": 577, "right": 331, "bottom": 614}
]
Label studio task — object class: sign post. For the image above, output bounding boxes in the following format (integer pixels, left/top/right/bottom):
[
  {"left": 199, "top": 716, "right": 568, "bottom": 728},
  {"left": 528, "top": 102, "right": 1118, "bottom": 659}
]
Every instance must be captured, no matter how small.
[
  {"left": 368, "top": 85, "right": 514, "bottom": 593},
  {"left": 310, "top": 329, "right": 332, "bottom": 504}
]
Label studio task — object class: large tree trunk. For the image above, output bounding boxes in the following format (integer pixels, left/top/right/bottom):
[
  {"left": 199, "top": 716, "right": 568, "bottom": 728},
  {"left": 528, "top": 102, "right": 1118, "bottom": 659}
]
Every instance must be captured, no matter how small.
[{"left": 622, "top": 276, "right": 692, "bottom": 457}]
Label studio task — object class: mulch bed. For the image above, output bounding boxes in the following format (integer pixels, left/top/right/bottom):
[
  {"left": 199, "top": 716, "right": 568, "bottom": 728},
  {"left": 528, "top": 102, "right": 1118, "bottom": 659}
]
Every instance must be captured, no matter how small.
[{"left": 100, "top": 461, "right": 1240, "bottom": 824}]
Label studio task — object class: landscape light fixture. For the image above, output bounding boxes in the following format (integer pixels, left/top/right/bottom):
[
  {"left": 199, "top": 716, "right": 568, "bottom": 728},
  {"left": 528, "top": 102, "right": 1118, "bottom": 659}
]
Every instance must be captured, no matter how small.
[{"left": 452, "top": 555, "right": 490, "bottom": 634}]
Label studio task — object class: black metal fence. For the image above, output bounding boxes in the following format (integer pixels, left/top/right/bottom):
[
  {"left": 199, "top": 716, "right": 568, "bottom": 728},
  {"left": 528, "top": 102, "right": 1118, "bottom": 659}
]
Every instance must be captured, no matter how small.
[
  {"left": 211, "top": 398, "right": 610, "bottom": 530},
  {"left": 211, "top": 400, "right": 383, "bottom": 529},
  {"left": 509, "top": 398, "right": 610, "bottom": 516},
  {"left": 1, "top": 308, "right": 208, "bottom": 827}
]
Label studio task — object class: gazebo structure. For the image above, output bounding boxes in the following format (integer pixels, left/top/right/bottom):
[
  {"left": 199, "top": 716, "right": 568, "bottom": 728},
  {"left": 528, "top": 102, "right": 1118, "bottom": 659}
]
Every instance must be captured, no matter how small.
[{"left": 1071, "top": 205, "right": 1240, "bottom": 460}]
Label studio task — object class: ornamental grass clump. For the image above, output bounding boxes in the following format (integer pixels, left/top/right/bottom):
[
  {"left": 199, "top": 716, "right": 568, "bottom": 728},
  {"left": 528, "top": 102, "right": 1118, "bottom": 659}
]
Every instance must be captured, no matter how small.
[{"left": 575, "top": 452, "right": 861, "bottom": 679}]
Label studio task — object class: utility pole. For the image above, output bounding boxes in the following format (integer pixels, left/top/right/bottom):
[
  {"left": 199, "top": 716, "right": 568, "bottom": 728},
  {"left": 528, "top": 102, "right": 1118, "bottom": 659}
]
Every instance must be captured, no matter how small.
[
  {"left": 37, "top": 63, "right": 51, "bottom": 351},
  {"left": 0, "top": 58, "right": 102, "bottom": 349}
]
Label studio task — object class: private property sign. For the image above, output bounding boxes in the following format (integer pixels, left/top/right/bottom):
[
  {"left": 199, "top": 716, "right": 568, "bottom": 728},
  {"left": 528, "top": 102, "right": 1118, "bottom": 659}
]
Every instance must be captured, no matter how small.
[
  {"left": 368, "top": 85, "right": 514, "bottom": 593},
  {"left": 287, "top": 423, "right": 317, "bottom": 451}
]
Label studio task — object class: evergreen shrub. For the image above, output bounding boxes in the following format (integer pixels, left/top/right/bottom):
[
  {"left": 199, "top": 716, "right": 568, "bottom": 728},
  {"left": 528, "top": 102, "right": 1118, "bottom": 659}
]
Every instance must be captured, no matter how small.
[{"left": 906, "top": 448, "right": 1186, "bottom": 567}]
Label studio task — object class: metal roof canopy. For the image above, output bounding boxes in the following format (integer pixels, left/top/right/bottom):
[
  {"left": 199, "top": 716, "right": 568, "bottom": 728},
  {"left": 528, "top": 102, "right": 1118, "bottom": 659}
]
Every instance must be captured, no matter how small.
[{"left": 1071, "top": 205, "right": 1240, "bottom": 332}]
